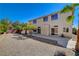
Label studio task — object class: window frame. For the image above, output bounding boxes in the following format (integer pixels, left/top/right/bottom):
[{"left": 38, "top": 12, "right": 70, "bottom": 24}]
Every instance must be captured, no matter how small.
[
  {"left": 66, "top": 28, "right": 69, "bottom": 32},
  {"left": 43, "top": 16, "right": 48, "bottom": 22},
  {"left": 51, "top": 13, "right": 58, "bottom": 20},
  {"left": 33, "top": 20, "right": 37, "bottom": 24},
  {"left": 63, "top": 27, "right": 66, "bottom": 32}
]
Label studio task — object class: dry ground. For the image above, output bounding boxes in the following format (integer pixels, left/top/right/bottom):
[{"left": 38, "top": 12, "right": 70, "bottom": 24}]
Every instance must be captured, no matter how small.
[{"left": 0, "top": 33, "right": 75, "bottom": 56}]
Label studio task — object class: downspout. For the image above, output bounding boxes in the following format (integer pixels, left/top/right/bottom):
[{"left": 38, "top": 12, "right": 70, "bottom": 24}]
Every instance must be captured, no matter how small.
[{"left": 48, "top": 15, "right": 51, "bottom": 36}]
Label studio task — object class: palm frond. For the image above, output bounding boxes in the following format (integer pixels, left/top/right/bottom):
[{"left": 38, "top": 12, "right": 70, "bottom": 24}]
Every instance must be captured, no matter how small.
[
  {"left": 61, "top": 5, "right": 73, "bottom": 13},
  {"left": 66, "top": 15, "right": 74, "bottom": 25},
  {"left": 73, "top": 4, "right": 79, "bottom": 7},
  {"left": 27, "top": 24, "right": 37, "bottom": 30}
]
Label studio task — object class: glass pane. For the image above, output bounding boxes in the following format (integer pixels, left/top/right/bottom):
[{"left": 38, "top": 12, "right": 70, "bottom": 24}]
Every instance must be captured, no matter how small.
[
  {"left": 43, "top": 17, "right": 48, "bottom": 22},
  {"left": 51, "top": 13, "right": 58, "bottom": 20},
  {"left": 33, "top": 20, "right": 37, "bottom": 24}
]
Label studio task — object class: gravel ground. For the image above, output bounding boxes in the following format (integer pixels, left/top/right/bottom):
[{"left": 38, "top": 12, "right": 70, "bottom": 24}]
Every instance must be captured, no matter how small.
[{"left": 0, "top": 33, "right": 75, "bottom": 56}]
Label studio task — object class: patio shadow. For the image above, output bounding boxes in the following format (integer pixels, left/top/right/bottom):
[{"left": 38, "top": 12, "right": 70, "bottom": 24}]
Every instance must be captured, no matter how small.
[{"left": 25, "top": 35, "right": 64, "bottom": 47}]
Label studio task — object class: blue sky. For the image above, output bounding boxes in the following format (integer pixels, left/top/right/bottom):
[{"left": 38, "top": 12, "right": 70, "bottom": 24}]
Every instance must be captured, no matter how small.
[{"left": 0, "top": 3, "right": 78, "bottom": 27}]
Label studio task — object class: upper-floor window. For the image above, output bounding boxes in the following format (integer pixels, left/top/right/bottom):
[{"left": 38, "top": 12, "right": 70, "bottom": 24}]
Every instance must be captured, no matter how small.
[
  {"left": 43, "top": 16, "right": 48, "bottom": 22},
  {"left": 33, "top": 20, "right": 37, "bottom": 24},
  {"left": 51, "top": 13, "right": 58, "bottom": 20}
]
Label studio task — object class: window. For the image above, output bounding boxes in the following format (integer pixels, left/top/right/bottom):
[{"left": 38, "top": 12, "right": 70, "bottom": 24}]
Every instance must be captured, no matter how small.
[
  {"left": 33, "top": 30, "right": 37, "bottom": 32},
  {"left": 43, "top": 16, "right": 48, "bottom": 22},
  {"left": 63, "top": 27, "right": 69, "bottom": 32},
  {"left": 66, "top": 28, "right": 69, "bottom": 32},
  {"left": 33, "top": 20, "right": 37, "bottom": 24},
  {"left": 63, "top": 27, "right": 66, "bottom": 32},
  {"left": 54, "top": 25, "right": 58, "bottom": 27},
  {"left": 55, "top": 28, "right": 58, "bottom": 34},
  {"left": 51, "top": 13, "right": 58, "bottom": 20}
]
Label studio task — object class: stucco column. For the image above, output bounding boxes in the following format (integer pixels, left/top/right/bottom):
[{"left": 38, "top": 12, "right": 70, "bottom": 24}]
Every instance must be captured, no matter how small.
[{"left": 48, "top": 15, "right": 51, "bottom": 36}]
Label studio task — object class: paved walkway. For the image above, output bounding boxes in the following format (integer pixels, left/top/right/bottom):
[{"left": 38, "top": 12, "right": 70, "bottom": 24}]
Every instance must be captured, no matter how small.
[
  {"left": 0, "top": 33, "right": 75, "bottom": 56},
  {"left": 32, "top": 34, "right": 70, "bottom": 48},
  {"left": 66, "top": 34, "right": 76, "bottom": 49},
  {"left": 67, "top": 39, "right": 76, "bottom": 49}
]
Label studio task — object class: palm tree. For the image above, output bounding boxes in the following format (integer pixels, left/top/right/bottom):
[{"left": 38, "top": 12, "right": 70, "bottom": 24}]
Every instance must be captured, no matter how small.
[
  {"left": 26, "top": 24, "right": 37, "bottom": 35},
  {"left": 61, "top": 4, "right": 79, "bottom": 51},
  {"left": 12, "top": 20, "right": 22, "bottom": 33},
  {"left": 20, "top": 23, "right": 27, "bottom": 34},
  {"left": 0, "top": 18, "right": 10, "bottom": 34}
]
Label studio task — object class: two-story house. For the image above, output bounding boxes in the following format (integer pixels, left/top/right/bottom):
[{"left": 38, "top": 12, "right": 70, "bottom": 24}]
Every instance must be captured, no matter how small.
[{"left": 28, "top": 11, "right": 73, "bottom": 38}]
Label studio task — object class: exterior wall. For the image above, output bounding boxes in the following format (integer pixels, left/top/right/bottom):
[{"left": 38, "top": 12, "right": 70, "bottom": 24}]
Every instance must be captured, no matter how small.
[
  {"left": 29, "top": 12, "right": 72, "bottom": 38},
  {"left": 59, "top": 12, "right": 72, "bottom": 38},
  {"left": 32, "top": 18, "right": 50, "bottom": 36},
  {"left": 72, "top": 34, "right": 77, "bottom": 41}
]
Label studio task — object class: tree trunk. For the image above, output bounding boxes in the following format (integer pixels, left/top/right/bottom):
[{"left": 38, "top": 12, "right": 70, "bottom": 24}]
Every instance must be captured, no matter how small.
[
  {"left": 75, "top": 28, "right": 79, "bottom": 51},
  {"left": 71, "top": 6, "right": 79, "bottom": 51},
  {"left": 75, "top": 13, "right": 79, "bottom": 51}
]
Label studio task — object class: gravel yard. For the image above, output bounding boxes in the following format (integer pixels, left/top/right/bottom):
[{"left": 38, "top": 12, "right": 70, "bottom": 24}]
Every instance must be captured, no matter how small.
[{"left": 0, "top": 33, "right": 75, "bottom": 56}]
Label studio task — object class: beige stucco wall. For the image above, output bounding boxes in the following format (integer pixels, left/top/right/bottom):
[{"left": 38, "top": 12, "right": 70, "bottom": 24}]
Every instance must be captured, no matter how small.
[
  {"left": 48, "top": 12, "right": 72, "bottom": 38},
  {"left": 35, "top": 18, "right": 50, "bottom": 36},
  {"left": 59, "top": 12, "right": 72, "bottom": 38},
  {"left": 29, "top": 12, "right": 73, "bottom": 38}
]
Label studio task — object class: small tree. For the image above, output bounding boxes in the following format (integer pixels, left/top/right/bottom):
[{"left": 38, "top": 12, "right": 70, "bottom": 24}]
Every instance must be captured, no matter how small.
[
  {"left": 0, "top": 18, "right": 10, "bottom": 34},
  {"left": 27, "top": 24, "right": 37, "bottom": 35},
  {"left": 12, "top": 20, "right": 22, "bottom": 33},
  {"left": 20, "top": 23, "right": 27, "bottom": 34}
]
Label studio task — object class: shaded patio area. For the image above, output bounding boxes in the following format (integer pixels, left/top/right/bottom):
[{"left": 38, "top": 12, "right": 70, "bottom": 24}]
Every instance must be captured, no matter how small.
[{"left": 31, "top": 34, "right": 70, "bottom": 48}]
